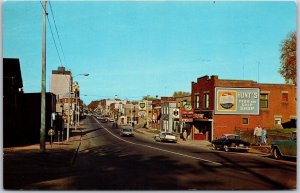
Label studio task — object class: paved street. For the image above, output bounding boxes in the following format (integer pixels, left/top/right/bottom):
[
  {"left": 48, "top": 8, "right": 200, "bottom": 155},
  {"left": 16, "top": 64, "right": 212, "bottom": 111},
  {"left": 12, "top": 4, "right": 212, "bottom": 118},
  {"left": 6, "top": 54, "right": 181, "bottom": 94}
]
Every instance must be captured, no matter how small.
[{"left": 3, "top": 115, "right": 296, "bottom": 190}]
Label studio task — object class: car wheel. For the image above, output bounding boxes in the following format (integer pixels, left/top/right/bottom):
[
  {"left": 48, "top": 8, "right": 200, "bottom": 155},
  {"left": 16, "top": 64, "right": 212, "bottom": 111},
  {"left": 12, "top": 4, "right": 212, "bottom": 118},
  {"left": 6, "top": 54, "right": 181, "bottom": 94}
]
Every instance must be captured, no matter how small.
[
  {"left": 224, "top": 145, "right": 230, "bottom": 152},
  {"left": 212, "top": 144, "right": 217, "bottom": 150},
  {"left": 155, "top": 137, "right": 160, "bottom": 142},
  {"left": 272, "top": 147, "right": 282, "bottom": 160}
]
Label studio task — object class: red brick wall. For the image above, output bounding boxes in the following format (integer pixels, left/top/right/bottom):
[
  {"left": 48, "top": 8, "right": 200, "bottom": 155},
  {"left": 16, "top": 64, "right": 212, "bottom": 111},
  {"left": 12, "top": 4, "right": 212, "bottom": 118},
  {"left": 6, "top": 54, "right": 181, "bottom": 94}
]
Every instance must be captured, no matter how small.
[{"left": 192, "top": 75, "right": 296, "bottom": 139}]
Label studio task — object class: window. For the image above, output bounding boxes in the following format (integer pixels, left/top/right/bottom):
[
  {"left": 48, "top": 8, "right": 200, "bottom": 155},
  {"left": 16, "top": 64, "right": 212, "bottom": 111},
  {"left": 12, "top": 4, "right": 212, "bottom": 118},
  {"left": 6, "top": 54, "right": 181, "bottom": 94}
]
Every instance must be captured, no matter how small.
[
  {"left": 195, "top": 95, "right": 200, "bottom": 109},
  {"left": 242, "top": 117, "right": 249, "bottom": 125},
  {"left": 260, "top": 93, "right": 269, "bottom": 108},
  {"left": 275, "top": 117, "right": 282, "bottom": 125},
  {"left": 203, "top": 93, "right": 210, "bottom": 108},
  {"left": 282, "top": 92, "right": 288, "bottom": 102}
]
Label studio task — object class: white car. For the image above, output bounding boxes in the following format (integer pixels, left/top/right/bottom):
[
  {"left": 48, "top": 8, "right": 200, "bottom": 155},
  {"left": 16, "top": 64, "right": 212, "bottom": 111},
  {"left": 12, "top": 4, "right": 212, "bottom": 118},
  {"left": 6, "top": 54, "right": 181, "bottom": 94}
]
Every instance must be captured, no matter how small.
[
  {"left": 154, "top": 132, "right": 177, "bottom": 143},
  {"left": 120, "top": 126, "right": 134, "bottom": 137}
]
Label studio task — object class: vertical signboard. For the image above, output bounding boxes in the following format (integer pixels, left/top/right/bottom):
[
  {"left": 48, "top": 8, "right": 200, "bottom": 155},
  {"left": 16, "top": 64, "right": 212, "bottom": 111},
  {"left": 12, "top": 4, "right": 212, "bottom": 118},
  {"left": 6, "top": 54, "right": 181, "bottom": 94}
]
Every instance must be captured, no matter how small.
[
  {"left": 215, "top": 87, "right": 260, "bottom": 115},
  {"left": 181, "top": 104, "right": 194, "bottom": 122}
]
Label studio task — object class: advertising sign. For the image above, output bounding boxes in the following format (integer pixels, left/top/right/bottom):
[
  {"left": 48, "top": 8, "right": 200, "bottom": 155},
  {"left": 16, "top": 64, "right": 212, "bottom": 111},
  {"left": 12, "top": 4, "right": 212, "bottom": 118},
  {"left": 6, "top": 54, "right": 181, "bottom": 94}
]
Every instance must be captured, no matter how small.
[
  {"left": 181, "top": 104, "right": 194, "bottom": 122},
  {"left": 173, "top": 108, "right": 180, "bottom": 118},
  {"left": 139, "top": 101, "right": 146, "bottom": 111},
  {"left": 215, "top": 87, "right": 260, "bottom": 115}
]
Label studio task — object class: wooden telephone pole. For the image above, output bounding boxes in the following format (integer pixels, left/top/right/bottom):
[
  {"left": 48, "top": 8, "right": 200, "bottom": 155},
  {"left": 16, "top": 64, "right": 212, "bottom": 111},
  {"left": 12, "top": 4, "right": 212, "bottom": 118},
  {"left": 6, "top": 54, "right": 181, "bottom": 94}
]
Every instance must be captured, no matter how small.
[{"left": 40, "top": 0, "right": 47, "bottom": 152}]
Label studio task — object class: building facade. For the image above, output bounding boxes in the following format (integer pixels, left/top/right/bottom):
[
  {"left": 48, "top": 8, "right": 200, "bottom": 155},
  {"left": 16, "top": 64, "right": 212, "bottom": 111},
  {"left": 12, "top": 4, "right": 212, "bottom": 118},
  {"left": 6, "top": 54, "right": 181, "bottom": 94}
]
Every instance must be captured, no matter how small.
[
  {"left": 191, "top": 75, "right": 296, "bottom": 141},
  {"left": 51, "top": 67, "right": 72, "bottom": 100}
]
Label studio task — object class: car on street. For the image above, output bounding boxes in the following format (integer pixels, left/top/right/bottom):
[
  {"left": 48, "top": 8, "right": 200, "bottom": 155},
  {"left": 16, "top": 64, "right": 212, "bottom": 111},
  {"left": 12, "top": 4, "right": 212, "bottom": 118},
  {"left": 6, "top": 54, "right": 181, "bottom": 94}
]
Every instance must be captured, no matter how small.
[
  {"left": 100, "top": 118, "right": 108, "bottom": 123},
  {"left": 212, "top": 134, "right": 250, "bottom": 152},
  {"left": 271, "top": 131, "right": 297, "bottom": 159},
  {"left": 120, "top": 126, "right": 134, "bottom": 137},
  {"left": 154, "top": 132, "right": 177, "bottom": 143}
]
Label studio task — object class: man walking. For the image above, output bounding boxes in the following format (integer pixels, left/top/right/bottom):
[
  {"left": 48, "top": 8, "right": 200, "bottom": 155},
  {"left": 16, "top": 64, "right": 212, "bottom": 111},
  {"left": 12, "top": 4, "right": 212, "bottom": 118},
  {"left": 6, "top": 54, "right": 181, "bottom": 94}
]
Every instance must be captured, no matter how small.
[{"left": 254, "top": 124, "right": 262, "bottom": 146}]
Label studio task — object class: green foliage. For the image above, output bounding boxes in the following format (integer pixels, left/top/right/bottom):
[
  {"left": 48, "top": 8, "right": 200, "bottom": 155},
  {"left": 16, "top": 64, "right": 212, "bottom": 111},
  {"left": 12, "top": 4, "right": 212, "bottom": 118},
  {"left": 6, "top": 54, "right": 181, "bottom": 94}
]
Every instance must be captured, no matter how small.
[
  {"left": 172, "top": 91, "right": 191, "bottom": 97},
  {"left": 87, "top": 100, "right": 100, "bottom": 110},
  {"left": 279, "top": 31, "right": 297, "bottom": 85},
  {"left": 142, "top": 95, "right": 158, "bottom": 100},
  {"left": 267, "top": 128, "right": 296, "bottom": 136}
]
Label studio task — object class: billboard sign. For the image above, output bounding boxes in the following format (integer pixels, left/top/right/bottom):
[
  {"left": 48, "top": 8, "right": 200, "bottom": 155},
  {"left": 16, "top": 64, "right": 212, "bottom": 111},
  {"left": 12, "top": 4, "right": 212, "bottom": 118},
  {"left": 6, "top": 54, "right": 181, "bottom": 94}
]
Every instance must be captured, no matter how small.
[{"left": 215, "top": 87, "right": 260, "bottom": 115}]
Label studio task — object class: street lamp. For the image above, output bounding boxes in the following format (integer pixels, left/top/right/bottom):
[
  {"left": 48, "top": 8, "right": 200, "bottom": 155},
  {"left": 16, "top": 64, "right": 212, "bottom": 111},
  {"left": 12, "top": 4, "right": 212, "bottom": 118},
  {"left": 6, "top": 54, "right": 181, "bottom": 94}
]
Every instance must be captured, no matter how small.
[{"left": 66, "top": 73, "right": 89, "bottom": 141}]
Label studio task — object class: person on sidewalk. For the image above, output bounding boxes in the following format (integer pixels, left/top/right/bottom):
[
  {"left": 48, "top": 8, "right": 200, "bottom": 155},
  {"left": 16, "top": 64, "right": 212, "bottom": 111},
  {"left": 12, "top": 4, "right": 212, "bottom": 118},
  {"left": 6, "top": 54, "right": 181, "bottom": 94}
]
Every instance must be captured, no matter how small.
[
  {"left": 261, "top": 128, "right": 267, "bottom": 145},
  {"left": 253, "top": 124, "right": 262, "bottom": 146},
  {"left": 183, "top": 130, "right": 187, "bottom": 141}
]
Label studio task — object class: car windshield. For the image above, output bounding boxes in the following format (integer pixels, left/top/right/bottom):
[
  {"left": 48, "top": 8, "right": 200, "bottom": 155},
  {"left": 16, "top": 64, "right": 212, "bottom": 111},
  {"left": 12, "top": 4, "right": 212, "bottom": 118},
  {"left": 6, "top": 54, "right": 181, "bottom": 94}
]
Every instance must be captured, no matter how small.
[
  {"left": 165, "top": 133, "right": 174, "bottom": 136},
  {"left": 123, "top": 128, "right": 132, "bottom": 132},
  {"left": 226, "top": 135, "right": 240, "bottom": 140}
]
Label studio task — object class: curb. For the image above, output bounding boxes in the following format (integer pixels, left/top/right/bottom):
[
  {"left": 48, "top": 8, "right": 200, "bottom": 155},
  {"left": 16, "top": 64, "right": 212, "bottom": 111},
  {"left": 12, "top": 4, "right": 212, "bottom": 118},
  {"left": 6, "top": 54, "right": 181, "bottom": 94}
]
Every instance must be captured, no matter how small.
[{"left": 70, "top": 130, "right": 83, "bottom": 166}]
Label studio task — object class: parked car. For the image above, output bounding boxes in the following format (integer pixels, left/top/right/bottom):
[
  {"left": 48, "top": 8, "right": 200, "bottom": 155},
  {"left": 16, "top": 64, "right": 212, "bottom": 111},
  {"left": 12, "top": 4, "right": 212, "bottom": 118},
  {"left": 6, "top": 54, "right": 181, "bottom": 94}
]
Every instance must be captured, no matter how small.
[
  {"left": 120, "top": 126, "right": 134, "bottom": 137},
  {"left": 212, "top": 134, "right": 250, "bottom": 152},
  {"left": 271, "top": 131, "right": 297, "bottom": 159},
  {"left": 154, "top": 132, "right": 177, "bottom": 143},
  {"left": 100, "top": 118, "right": 108, "bottom": 123}
]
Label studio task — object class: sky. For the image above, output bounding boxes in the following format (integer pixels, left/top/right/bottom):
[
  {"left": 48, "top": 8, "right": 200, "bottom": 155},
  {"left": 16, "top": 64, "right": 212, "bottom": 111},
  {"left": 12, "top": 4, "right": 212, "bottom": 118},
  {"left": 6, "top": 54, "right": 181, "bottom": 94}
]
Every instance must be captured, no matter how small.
[{"left": 3, "top": 1, "right": 297, "bottom": 104}]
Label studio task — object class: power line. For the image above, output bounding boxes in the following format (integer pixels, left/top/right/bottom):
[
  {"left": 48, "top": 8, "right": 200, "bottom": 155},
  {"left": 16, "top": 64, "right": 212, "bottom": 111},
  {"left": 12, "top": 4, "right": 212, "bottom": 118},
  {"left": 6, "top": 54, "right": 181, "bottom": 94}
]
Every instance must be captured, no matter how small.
[
  {"left": 49, "top": 0, "right": 68, "bottom": 68},
  {"left": 40, "top": 1, "right": 63, "bottom": 67}
]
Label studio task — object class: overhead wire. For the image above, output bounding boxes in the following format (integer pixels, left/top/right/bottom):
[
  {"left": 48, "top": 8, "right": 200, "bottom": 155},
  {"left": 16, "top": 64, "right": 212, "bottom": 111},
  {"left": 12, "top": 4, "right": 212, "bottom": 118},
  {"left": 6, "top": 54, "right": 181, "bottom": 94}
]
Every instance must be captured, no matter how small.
[
  {"left": 49, "top": 0, "right": 68, "bottom": 68},
  {"left": 40, "top": 1, "right": 63, "bottom": 67},
  {"left": 40, "top": 1, "right": 72, "bottom": 92}
]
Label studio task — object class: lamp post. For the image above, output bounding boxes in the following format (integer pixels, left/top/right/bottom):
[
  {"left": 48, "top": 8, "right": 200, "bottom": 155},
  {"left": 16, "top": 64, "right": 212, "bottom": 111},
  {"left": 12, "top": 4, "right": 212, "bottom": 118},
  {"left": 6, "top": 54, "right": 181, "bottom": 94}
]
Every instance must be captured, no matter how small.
[{"left": 66, "top": 73, "right": 89, "bottom": 141}]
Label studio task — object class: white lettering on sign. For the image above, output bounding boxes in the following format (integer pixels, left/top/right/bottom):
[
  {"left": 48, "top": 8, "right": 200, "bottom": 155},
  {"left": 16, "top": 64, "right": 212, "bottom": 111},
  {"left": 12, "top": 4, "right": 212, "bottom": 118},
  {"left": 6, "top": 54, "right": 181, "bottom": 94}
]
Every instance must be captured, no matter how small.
[{"left": 237, "top": 92, "right": 258, "bottom": 99}]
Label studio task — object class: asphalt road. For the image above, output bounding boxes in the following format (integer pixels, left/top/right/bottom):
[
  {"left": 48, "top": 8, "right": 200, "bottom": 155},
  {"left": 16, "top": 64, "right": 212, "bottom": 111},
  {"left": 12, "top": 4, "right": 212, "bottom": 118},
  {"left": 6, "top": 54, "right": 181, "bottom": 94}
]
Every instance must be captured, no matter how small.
[{"left": 33, "top": 116, "right": 298, "bottom": 190}]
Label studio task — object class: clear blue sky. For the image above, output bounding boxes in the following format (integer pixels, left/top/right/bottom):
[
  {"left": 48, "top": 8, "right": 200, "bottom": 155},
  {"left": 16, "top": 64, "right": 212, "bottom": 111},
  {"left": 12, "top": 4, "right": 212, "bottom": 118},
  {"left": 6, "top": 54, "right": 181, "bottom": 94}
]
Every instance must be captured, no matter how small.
[{"left": 3, "top": 1, "right": 296, "bottom": 104}]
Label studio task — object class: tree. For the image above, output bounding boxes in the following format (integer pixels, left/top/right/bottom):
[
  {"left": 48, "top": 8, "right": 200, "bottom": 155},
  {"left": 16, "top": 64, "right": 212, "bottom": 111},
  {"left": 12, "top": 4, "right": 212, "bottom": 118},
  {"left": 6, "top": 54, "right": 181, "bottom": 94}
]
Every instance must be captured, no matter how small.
[
  {"left": 172, "top": 91, "right": 191, "bottom": 97},
  {"left": 142, "top": 95, "right": 158, "bottom": 100},
  {"left": 87, "top": 100, "right": 100, "bottom": 110},
  {"left": 279, "top": 31, "right": 297, "bottom": 85}
]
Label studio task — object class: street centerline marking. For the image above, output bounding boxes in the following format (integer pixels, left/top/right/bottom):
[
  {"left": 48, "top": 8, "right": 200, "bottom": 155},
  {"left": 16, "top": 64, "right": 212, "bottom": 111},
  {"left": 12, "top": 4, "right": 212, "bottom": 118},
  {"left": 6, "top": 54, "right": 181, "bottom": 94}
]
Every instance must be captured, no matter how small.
[{"left": 93, "top": 117, "right": 222, "bottom": 166}]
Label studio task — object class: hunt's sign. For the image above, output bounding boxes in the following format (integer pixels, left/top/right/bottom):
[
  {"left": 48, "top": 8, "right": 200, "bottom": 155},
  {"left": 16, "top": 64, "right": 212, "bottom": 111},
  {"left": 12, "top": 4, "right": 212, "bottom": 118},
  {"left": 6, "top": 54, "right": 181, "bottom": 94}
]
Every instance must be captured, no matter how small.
[{"left": 215, "top": 87, "right": 260, "bottom": 115}]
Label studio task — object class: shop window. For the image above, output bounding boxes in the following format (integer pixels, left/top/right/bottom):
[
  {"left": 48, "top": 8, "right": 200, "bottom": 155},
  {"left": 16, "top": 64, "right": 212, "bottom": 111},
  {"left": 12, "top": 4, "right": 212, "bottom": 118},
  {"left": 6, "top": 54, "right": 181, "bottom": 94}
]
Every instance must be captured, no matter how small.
[
  {"left": 260, "top": 93, "right": 269, "bottom": 109},
  {"left": 242, "top": 117, "right": 249, "bottom": 125},
  {"left": 282, "top": 92, "right": 288, "bottom": 102},
  {"left": 203, "top": 93, "right": 210, "bottom": 108}
]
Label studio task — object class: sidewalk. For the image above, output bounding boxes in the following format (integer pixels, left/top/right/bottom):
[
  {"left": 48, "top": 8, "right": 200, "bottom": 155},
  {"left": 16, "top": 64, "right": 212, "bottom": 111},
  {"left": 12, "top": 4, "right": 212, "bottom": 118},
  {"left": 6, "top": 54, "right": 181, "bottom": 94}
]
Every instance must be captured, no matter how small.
[
  {"left": 3, "top": 127, "right": 83, "bottom": 190},
  {"left": 134, "top": 127, "right": 271, "bottom": 156}
]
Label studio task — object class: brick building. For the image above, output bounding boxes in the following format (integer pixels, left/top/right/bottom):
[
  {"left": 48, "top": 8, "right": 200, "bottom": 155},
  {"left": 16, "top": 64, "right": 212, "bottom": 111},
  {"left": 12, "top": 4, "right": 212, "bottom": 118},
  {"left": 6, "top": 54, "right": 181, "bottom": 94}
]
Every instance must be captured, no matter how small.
[{"left": 191, "top": 75, "right": 296, "bottom": 141}]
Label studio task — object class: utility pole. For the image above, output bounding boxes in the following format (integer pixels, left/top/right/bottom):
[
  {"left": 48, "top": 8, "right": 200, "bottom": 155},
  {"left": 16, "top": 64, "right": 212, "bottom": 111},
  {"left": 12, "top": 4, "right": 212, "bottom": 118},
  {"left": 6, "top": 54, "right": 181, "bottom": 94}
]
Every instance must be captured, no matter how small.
[
  {"left": 40, "top": 0, "right": 47, "bottom": 153},
  {"left": 146, "top": 95, "right": 149, "bottom": 128},
  {"left": 67, "top": 76, "right": 71, "bottom": 141}
]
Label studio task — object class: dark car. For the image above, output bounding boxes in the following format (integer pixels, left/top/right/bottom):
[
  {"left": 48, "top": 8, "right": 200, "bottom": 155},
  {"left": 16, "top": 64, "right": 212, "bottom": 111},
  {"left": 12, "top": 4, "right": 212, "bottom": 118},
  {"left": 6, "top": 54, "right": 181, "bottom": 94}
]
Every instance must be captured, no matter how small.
[
  {"left": 271, "top": 131, "right": 296, "bottom": 159},
  {"left": 212, "top": 134, "right": 250, "bottom": 152},
  {"left": 100, "top": 118, "right": 108, "bottom": 123}
]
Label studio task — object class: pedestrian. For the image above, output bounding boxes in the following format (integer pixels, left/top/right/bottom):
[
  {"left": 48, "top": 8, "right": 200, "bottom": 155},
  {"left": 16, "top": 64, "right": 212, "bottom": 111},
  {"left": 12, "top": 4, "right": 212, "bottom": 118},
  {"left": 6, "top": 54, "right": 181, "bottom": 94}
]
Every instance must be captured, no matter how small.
[
  {"left": 183, "top": 130, "right": 187, "bottom": 141},
  {"left": 253, "top": 124, "right": 262, "bottom": 146},
  {"left": 261, "top": 128, "right": 267, "bottom": 145}
]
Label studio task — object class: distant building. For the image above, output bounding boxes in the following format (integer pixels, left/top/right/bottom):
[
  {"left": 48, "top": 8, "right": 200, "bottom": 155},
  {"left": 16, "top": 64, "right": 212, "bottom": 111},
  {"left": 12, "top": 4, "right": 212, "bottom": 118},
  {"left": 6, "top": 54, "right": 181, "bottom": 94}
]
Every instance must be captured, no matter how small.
[
  {"left": 191, "top": 75, "right": 296, "bottom": 141},
  {"left": 51, "top": 66, "right": 72, "bottom": 100},
  {"left": 160, "top": 97, "right": 177, "bottom": 133}
]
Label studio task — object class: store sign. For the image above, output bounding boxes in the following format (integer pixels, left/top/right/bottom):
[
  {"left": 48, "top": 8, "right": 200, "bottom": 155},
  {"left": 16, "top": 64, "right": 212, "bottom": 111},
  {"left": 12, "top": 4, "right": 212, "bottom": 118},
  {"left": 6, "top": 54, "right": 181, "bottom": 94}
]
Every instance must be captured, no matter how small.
[
  {"left": 181, "top": 105, "right": 194, "bottom": 122},
  {"left": 173, "top": 108, "right": 179, "bottom": 118},
  {"left": 193, "top": 114, "right": 204, "bottom": 119},
  {"left": 139, "top": 101, "right": 146, "bottom": 111},
  {"left": 215, "top": 87, "right": 260, "bottom": 115}
]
